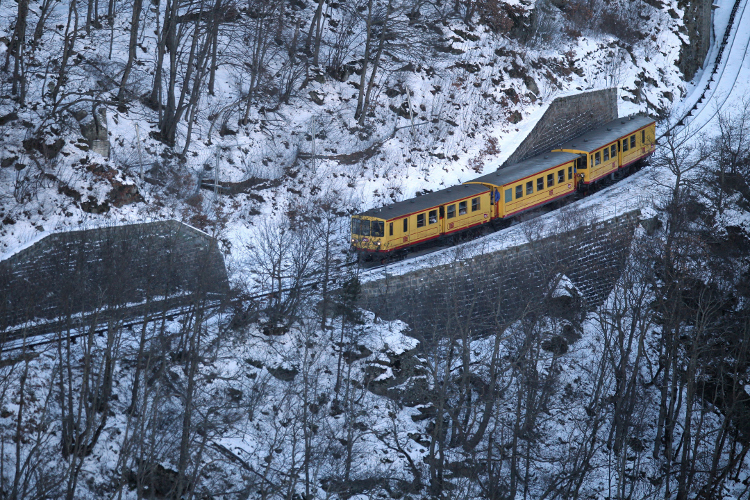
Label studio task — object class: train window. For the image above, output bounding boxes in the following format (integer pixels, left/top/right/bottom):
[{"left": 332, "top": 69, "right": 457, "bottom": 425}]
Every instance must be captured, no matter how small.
[
  {"left": 630, "top": 135, "right": 636, "bottom": 148},
  {"left": 515, "top": 185, "right": 522, "bottom": 198},
  {"left": 447, "top": 204, "right": 456, "bottom": 218},
  {"left": 459, "top": 201, "right": 467, "bottom": 215},
  {"left": 526, "top": 181, "right": 533, "bottom": 195},
  {"left": 361, "top": 220, "right": 371, "bottom": 236},
  {"left": 417, "top": 213, "right": 425, "bottom": 228},
  {"left": 389, "top": 222, "right": 393, "bottom": 236},
  {"left": 429, "top": 210, "right": 437, "bottom": 224},
  {"left": 611, "top": 145, "right": 616, "bottom": 158},
  {"left": 603, "top": 148, "right": 609, "bottom": 161},
  {"left": 472, "top": 197, "right": 480, "bottom": 211},
  {"left": 537, "top": 178, "right": 544, "bottom": 191},
  {"left": 568, "top": 166, "right": 573, "bottom": 180},
  {"left": 641, "top": 130, "right": 645, "bottom": 144},
  {"left": 505, "top": 188, "right": 512, "bottom": 202},
  {"left": 576, "top": 157, "right": 586, "bottom": 170},
  {"left": 547, "top": 173, "right": 554, "bottom": 187},
  {"left": 372, "top": 221, "right": 384, "bottom": 237},
  {"left": 623, "top": 139, "right": 629, "bottom": 152},
  {"left": 403, "top": 218, "right": 408, "bottom": 232},
  {"left": 558, "top": 169, "right": 564, "bottom": 183},
  {"left": 352, "top": 218, "right": 360, "bottom": 235},
  {"left": 595, "top": 152, "right": 601, "bottom": 165}
]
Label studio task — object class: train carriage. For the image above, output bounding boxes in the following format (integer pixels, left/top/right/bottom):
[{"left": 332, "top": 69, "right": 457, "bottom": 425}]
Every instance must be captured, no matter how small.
[
  {"left": 552, "top": 115, "right": 656, "bottom": 185},
  {"left": 351, "top": 184, "right": 492, "bottom": 254},
  {"left": 465, "top": 152, "right": 580, "bottom": 219},
  {"left": 351, "top": 113, "right": 658, "bottom": 257}
]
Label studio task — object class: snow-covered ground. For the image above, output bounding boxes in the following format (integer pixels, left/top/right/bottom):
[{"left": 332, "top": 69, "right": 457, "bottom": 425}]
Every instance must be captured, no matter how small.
[
  {"left": 0, "top": 0, "right": 691, "bottom": 275},
  {"left": 672, "top": 0, "right": 750, "bottom": 133},
  {"left": 3, "top": 0, "right": 750, "bottom": 498}
]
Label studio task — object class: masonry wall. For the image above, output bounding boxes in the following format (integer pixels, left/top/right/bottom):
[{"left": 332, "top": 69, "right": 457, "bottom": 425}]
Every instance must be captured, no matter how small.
[
  {"left": 503, "top": 88, "right": 618, "bottom": 166},
  {"left": 0, "top": 220, "right": 229, "bottom": 337},
  {"left": 358, "top": 211, "right": 640, "bottom": 339}
]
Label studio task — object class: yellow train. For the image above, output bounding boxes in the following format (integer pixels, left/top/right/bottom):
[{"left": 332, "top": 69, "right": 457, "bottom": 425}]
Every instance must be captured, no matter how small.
[{"left": 351, "top": 115, "right": 656, "bottom": 256}]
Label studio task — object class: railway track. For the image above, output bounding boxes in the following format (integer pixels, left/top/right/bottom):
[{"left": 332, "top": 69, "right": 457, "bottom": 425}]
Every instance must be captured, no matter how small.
[
  {"left": 5, "top": 3, "right": 744, "bottom": 353},
  {"left": 357, "top": 2, "right": 750, "bottom": 275},
  {"left": 354, "top": 161, "right": 652, "bottom": 275},
  {"left": 1, "top": 299, "right": 226, "bottom": 354},
  {"left": 664, "top": 0, "right": 749, "bottom": 141}
]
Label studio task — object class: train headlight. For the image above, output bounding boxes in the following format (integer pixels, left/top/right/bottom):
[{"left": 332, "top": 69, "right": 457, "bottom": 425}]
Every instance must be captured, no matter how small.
[
  {"left": 351, "top": 238, "right": 355, "bottom": 243},
  {"left": 376, "top": 241, "right": 381, "bottom": 246}
]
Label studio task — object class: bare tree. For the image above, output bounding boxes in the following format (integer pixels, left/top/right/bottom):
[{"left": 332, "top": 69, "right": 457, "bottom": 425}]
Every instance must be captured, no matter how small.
[
  {"left": 4, "top": 0, "right": 29, "bottom": 104},
  {"left": 117, "top": 0, "right": 144, "bottom": 101},
  {"left": 354, "top": 0, "right": 393, "bottom": 125},
  {"left": 236, "top": 0, "right": 287, "bottom": 125},
  {"left": 51, "top": 2, "right": 79, "bottom": 110}
]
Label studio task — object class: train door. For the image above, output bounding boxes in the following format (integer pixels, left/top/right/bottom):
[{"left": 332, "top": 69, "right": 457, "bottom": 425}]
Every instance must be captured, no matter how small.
[
  {"left": 575, "top": 156, "right": 587, "bottom": 184},
  {"left": 439, "top": 205, "right": 446, "bottom": 234},
  {"left": 617, "top": 139, "right": 622, "bottom": 168}
]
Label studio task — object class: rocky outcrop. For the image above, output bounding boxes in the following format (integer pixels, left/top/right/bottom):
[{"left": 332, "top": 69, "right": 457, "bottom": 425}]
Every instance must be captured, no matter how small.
[
  {"left": 75, "top": 106, "right": 110, "bottom": 158},
  {"left": 364, "top": 342, "right": 431, "bottom": 407},
  {"left": 677, "top": 0, "right": 713, "bottom": 80},
  {"left": 22, "top": 136, "right": 65, "bottom": 159}
]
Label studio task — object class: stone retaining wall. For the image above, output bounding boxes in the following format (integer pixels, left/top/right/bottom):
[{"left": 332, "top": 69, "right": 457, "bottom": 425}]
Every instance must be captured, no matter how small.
[
  {"left": 0, "top": 220, "right": 228, "bottom": 338},
  {"left": 358, "top": 210, "right": 640, "bottom": 339},
  {"left": 503, "top": 88, "right": 618, "bottom": 166}
]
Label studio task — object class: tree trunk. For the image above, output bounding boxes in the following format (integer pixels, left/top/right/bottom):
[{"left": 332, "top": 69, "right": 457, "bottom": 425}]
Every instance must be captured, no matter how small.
[
  {"left": 354, "top": 0, "right": 373, "bottom": 122},
  {"left": 305, "top": 0, "right": 325, "bottom": 63},
  {"left": 52, "top": 2, "right": 79, "bottom": 110},
  {"left": 175, "top": 308, "right": 204, "bottom": 499},
  {"left": 207, "top": 0, "right": 221, "bottom": 94},
  {"left": 359, "top": 0, "right": 392, "bottom": 125},
  {"left": 149, "top": 0, "right": 169, "bottom": 114},
  {"left": 118, "top": 0, "right": 143, "bottom": 100},
  {"left": 87, "top": 0, "right": 94, "bottom": 34},
  {"left": 9, "top": 0, "right": 29, "bottom": 103}
]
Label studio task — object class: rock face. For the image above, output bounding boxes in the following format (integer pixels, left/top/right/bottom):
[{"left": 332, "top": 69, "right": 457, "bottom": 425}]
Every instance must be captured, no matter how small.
[
  {"left": 364, "top": 342, "right": 430, "bottom": 406},
  {"left": 678, "top": 0, "right": 712, "bottom": 80},
  {"left": 76, "top": 106, "right": 110, "bottom": 158}
]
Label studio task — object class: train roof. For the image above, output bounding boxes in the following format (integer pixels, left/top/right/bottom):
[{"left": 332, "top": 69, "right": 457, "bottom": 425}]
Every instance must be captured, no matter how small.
[
  {"left": 467, "top": 151, "right": 581, "bottom": 187},
  {"left": 554, "top": 114, "right": 655, "bottom": 153},
  {"left": 357, "top": 183, "right": 490, "bottom": 220}
]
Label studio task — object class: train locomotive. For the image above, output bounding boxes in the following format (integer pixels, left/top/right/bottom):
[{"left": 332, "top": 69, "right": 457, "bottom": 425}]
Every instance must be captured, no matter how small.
[{"left": 351, "top": 115, "right": 656, "bottom": 257}]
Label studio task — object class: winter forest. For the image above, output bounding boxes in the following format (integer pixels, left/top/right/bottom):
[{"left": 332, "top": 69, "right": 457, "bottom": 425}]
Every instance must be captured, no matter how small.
[{"left": 2, "top": 0, "right": 750, "bottom": 498}]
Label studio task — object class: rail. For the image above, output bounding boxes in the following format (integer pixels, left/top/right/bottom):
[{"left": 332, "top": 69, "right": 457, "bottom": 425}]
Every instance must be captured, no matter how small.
[{"left": 660, "top": 0, "right": 748, "bottom": 141}]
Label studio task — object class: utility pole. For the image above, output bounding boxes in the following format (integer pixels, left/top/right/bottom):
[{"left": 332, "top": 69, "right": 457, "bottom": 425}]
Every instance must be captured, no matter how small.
[
  {"left": 406, "top": 87, "right": 416, "bottom": 134},
  {"left": 135, "top": 123, "right": 144, "bottom": 182},
  {"left": 214, "top": 147, "right": 220, "bottom": 199},
  {"left": 311, "top": 117, "right": 316, "bottom": 175}
]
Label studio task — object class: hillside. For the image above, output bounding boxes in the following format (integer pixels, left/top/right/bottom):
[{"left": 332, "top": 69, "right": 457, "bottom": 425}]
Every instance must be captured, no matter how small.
[
  {"left": 0, "top": 0, "right": 691, "bottom": 264},
  {"left": 5, "top": 0, "right": 750, "bottom": 500}
]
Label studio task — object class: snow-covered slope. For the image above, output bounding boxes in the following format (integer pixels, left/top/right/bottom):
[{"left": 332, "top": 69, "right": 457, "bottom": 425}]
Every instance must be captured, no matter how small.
[
  {"left": 4, "top": 0, "right": 750, "bottom": 498},
  {"left": 0, "top": 0, "right": 692, "bottom": 273}
]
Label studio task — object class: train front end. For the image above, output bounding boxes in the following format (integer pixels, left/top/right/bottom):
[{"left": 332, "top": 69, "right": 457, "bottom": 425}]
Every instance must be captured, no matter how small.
[{"left": 350, "top": 216, "right": 387, "bottom": 253}]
